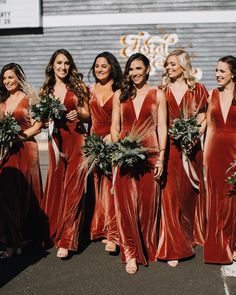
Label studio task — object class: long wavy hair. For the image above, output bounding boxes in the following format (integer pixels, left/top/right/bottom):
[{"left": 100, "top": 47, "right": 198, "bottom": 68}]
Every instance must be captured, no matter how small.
[
  {"left": 120, "top": 53, "right": 150, "bottom": 102},
  {"left": 162, "top": 49, "right": 197, "bottom": 91},
  {"left": 40, "top": 49, "right": 88, "bottom": 106},
  {"left": 0, "top": 63, "right": 27, "bottom": 103},
  {"left": 218, "top": 55, "right": 236, "bottom": 106},
  {"left": 88, "top": 51, "right": 123, "bottom": 92}
]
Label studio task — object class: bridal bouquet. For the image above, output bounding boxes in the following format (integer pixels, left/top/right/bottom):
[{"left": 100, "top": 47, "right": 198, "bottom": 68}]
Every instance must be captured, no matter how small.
[
  {"left": 82, "top": 133, "right": 112, "bottom": 176},
  {"left": 168, "top": 114, "right": 201, "bottom": 154},
  {"left": 226, "top": 160, "right": 236, "bottom": 185},
  {"left": 111, "top": 121, "right": 153, "bottom": 170},
  {"left": 29, "top": 94, "right": 66, "bottom": 121},
  {"left": 111, "top": 135, "right": 149, "bottom": 169},
  {"left": 0, "top": 113, "right": 21, "bottom": 160}
]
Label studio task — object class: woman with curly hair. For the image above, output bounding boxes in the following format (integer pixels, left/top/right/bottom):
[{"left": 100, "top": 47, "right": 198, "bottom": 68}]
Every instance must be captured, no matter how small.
[
  {"left": 156, "top": 49, "right": 208, "bottom": 267},
  {"left": 88, "top": 52, "right": 122, "bottom": 252},
  {"left": 111, "top": 53, "right": 167, "bottom": 274},
  {"left": 0, "top": 63, "right": 43, "bottom": 258},
  {"left": 204, "top": 55, "right": 236, "bottom": 264},
  {"left": 40, "top": 49, "right": 90, "bottom": 258}
]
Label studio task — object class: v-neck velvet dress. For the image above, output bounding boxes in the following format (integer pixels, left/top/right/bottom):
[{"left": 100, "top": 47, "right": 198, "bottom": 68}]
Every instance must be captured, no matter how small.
[
  {"left": 156, "top": 83, "right": 208, "bottom": 261},
  {"left": 89, "top": 86, "right": 118, "bottom": 245},
  {"left": 114, "top": 88, "right": 160, "bottom": 265},
  {"left": 0, "top": 96, "right": 43, "bottom": 249},
  {"left": 41, "top": 90, "right": 87, "bottom": 251},
  {"left": 204, "top": 88, "right": 236, "bottom": 264}
]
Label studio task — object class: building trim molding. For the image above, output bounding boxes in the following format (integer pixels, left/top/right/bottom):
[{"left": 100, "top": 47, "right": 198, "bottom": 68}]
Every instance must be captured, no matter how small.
[{"left": 43, "top": 11, "right": 236, "bottom": 27}]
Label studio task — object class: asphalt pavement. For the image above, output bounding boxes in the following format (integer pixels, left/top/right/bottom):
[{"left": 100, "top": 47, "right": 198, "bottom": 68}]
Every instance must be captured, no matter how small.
[{"left": 0, "top": 147, "right": 235, "bottom": 295}]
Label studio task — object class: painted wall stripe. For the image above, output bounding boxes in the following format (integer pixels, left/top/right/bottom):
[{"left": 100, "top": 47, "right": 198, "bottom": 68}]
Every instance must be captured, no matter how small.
[{"left": 43, "top": 11, "right": 236, "bottom": 27}]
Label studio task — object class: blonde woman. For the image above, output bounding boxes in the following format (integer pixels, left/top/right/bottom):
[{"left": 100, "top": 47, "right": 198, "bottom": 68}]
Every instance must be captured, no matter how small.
[{"left": 156, "top": 49, "right": 208, "bottom": 267}]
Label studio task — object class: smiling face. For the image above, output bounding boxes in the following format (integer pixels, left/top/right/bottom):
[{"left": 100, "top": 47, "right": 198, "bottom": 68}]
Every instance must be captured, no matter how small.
[
  {"left": 3, "top": 69, "right": 20, "bottom": 93},
  {"left": 94, "top": 57, "right": 111, "bottom": 82},
  {"left": 128, "top": 59, "right": 149, "bottom": 87},
  {"left": 165, "top": 55, "right": 183, "bottom": 80},
  {"left": 53, "top": 53, "right": 70, "bottom": 81},
  {"left": 216, "top": 61, "right": 233, "bottom": 87}
]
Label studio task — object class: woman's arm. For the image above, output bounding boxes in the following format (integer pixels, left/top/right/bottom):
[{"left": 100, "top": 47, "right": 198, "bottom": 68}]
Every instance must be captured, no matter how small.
[
  {"left": 19, "top": 120, "right": 42, "bottom": 141},
  {"left": 203, "top": 90, "right": 213, "bottom": 165},
  {"left": 110, "top": 91, "right": 121, "bottom": 142},
  {"left": 197, "top": 112, "right": 206, "bottom": 136},
  {"left": 155, "top": 89, "right": 167, "bottom": 178},
  {"left": 77, "top": 97, "right": 90, "bottom": 121}
]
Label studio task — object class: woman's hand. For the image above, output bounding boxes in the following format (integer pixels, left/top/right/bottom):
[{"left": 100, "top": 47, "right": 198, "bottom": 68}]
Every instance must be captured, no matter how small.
[
  {"left": 66, "top": 110, "right": 78, "bottom": 121},
  {"left": 182, "top": 132, "right": 202, "bottom": 154},
  {"left": 154, "top": 159, "right": 164, "bottom": 179},
  {"left": 42, "top": 119, "right": 50, "bottom": 129},
  {"left": 103, "top": 134, "right": 112, "bottom": 143}
]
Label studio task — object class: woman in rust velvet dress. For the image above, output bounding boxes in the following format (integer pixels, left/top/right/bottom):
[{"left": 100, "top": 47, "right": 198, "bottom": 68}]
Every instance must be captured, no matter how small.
[
  {"left": 0, "top": 63, "right": 43, "bottom": 259},
  {"left": 156, "top": 50, "right": 208, "bottom": 267},
  {"left": 40, "top": 49, "right": 90, "bottom": 258},
  {"left": 111, "top": 53, "right": 167, "bottom": 274},
  {"left": 204, "top": 55, "right": 236, "bottom": 264},
  {"left": 88, "top": 52, "right": 122, "bottom": 252}
]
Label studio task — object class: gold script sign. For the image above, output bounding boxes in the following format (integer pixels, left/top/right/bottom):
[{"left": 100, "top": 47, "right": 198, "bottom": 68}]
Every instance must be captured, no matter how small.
[{"left": 120, "top": 31, "right": 179, "bottom": 76}]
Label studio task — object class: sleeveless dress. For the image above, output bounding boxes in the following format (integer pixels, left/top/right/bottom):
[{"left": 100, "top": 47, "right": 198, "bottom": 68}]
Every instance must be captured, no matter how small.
[
  {"left": 157, "top": 83, "right": 208, "bottom": 260},
  {"left": 114, "top": 88, "right": 160, "bottom": 265},
  {"left": 41, "top": 90, "right": 87, "bottom": 251},
  {"left": 89, "top": 86, "right": 118, "bottom": 244},
  {"left": 204, "top": 88, "right": 236, "bottom": 264},
  {"left": 0, "top": 96, "right": 43, "bottom": 249}
]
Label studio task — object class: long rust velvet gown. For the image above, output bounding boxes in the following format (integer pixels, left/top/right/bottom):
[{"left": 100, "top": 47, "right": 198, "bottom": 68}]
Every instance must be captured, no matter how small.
[
  {"left": 0, "top": 96, "right": 43, "bottom": 249},
  {"left": 41, "top": 90, "right": 87, "bottom": 251},
  {"left": 114, "top": 88, "right": 160, "bottom": 266},
  {"left": 89, "top": 86, "right": 118, "bottom": 245},
  {"left": 204, "top": 88, "right": 236, "bottom": 264},
  {"left": 156, "top": 83, "right": 208, "bottom": 261}
]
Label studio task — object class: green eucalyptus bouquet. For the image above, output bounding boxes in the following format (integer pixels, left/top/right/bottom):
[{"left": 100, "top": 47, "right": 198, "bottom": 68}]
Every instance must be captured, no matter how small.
[
  {"left": 226, "top": 160, "right": 236, "bottom": 185},
  {"left": 29, "top": 94, "right": 66, "bottom": 121},
  {"left": 0, "top": 113, "right": 21, "bottom": 160},
  {"left": 168, "top": 97, "right": 205, "bottom": 155},
  {"left": 111, "top": 135, "right": 149, "bottom": 169},
  {"left": 168, "top": 113, "right": 201, "bottom": 154},
  {"left": 82, "top": 133, "right": 112, "bottom": 176}
]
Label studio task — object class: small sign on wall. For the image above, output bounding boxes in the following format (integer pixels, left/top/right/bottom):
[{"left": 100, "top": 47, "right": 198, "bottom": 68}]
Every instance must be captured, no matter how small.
[
  {"left": 120, "top": 31, "right": 202, "bottom": 80},
  {"left": 0, "top": 0, "right": 41, "bottom": 29}
]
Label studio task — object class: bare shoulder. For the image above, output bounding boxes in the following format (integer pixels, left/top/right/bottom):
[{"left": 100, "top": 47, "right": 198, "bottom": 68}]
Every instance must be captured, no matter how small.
[
  {"left": 82, "top": 82, "right": 89, "bottom": 93},
  {"left": 207, "top": 89, "right": 214, "bottom": 103},
  {"left": 155, "top": 87, "right": 165, "bottom": 103},
  {"left": 113, "top": 89, "right": 121, "bottom": 101}
]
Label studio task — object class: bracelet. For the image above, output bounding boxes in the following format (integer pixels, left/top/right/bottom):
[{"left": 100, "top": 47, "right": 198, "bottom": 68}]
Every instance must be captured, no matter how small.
[{"left": 159, "top": 148, "right": 166, "bottom": 152}]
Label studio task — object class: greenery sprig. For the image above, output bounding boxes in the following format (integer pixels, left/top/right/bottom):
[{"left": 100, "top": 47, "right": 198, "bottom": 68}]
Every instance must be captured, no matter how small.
[{"left": 226, "top": 160, "right": 236, "bottom": 185}]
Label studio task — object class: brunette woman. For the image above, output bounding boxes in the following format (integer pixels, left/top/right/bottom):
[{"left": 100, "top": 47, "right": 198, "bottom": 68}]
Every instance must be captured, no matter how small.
[
  {"left": 40, "top": 49, "right": 90, "bottom": 258},
  {"left": 111, "top": 53, "right": 167, "bottom": 274},
  {"left": 0, "top": 63, "right": 43, "bottom": 258},
  {"left": 204, "top": 55, "right": 236, "bottom": 264},
  {"left": 88, "top": 52, "right": 122, "bottom": 252}
]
